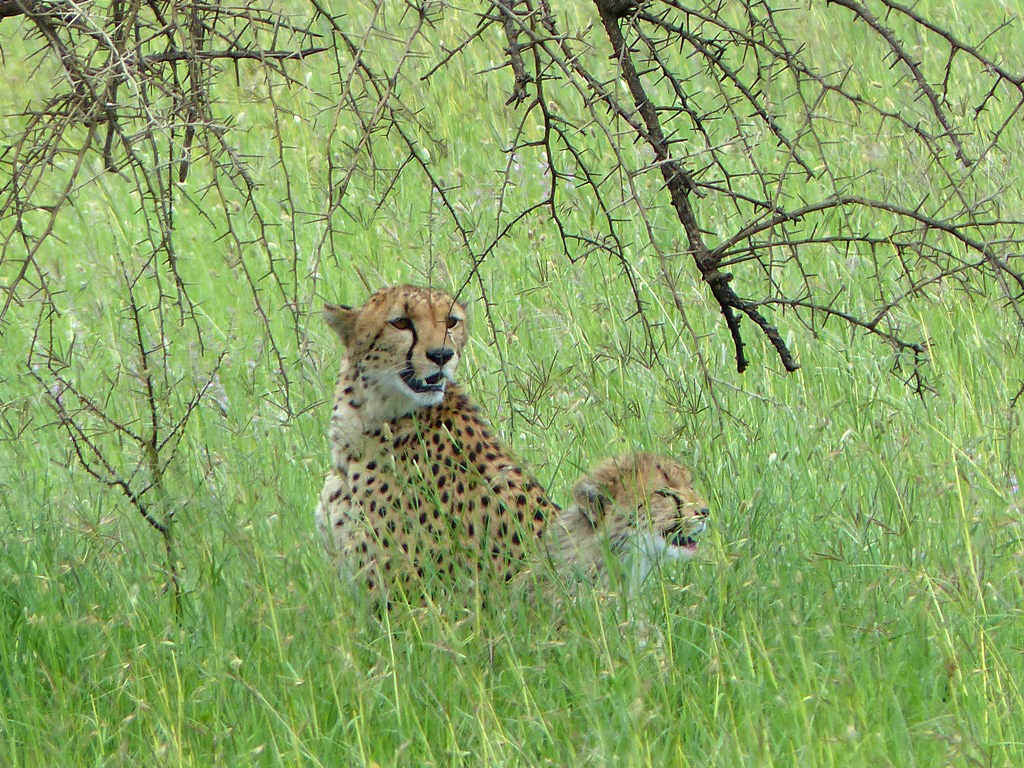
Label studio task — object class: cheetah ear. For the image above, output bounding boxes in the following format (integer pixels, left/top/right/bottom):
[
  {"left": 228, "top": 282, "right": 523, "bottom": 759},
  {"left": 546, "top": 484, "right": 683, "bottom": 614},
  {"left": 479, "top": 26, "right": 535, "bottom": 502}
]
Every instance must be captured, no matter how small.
[
  {"left": 573, "top": 479, "right": 609, "bottom": 527},
  {"left": 324, "top": 303, "right": 357, "bottom": 346}
]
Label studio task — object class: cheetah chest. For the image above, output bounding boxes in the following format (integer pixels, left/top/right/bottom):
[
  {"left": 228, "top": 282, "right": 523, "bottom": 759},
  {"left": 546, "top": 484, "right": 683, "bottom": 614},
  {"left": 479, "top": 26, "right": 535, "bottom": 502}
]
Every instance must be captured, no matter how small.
[{"left": 339, "top": 418, "right": 552, "bottom": 582}]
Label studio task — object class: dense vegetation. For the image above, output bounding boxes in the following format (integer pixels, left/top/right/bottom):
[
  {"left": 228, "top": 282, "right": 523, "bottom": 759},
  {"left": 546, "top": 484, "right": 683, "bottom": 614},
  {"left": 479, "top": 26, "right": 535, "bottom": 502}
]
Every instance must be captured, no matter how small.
[{"left": 1, "top": 1, "right": 1021, "bottom": 765}]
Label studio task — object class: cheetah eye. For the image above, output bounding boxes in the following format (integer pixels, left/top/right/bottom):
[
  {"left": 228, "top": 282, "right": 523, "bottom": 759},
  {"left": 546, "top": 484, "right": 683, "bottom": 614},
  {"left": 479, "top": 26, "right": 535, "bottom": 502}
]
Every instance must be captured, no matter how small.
[
  {"left": 389, "top": 317, "right": 413, "bottom": 331},
  {"left": 446, "top": 316, "right": 461, "bottom": 329}
]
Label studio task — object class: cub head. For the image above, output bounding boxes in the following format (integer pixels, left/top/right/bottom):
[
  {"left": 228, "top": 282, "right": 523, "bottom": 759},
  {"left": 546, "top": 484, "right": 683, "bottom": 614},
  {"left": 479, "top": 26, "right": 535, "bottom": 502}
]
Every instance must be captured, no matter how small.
[
  {"left": 325, "top": 285, "right": 468, "bottom": 413},
  {"left": 568, "top": 452, "right": 710, "bottom": 577}
]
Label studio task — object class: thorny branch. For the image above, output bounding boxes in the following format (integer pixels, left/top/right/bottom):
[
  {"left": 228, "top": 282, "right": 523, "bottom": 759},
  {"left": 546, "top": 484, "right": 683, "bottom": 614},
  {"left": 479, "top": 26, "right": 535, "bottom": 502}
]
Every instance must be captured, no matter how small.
[
  {"left": 450, "top": 0, "right": 1023, "bottom": 383},
  {"left": 597, "top": 0, "right": 797, "bottom": 373},
  {"left": 2, "top": 0, "right": 324, "bottom": 612},
  {"left": 27, "top": 264, "right": 227, "bottom": 618},
  {"left": 5, "top": 1, "right": 1023, "bottom": 376}
]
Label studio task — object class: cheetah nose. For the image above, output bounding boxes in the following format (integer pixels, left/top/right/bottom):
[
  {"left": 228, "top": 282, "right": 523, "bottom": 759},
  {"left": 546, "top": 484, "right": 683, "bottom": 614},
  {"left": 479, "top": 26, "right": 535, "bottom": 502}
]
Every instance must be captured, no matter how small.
[
  {"left": 695, "top": 507, "right": 710, "bottom": 519},
  {"left": 426, "top": 347, "right": 454, "bottom": 366}
]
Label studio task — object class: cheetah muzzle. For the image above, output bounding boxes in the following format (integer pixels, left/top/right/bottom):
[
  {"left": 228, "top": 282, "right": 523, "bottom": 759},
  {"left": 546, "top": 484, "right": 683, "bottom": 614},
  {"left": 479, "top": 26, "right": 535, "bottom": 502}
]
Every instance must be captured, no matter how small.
[{"left": 399, "top": 365, "right": 448, "bottom": 395}]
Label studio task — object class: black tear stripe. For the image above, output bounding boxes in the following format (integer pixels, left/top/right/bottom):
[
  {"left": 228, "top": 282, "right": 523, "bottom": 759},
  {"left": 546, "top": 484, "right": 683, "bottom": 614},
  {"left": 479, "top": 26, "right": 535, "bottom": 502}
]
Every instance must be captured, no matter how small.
[
  {"left": 445, "top": 297, "right": 456, "bottom": 344},
  {"left": 405, "top": 301, "right": 417, "bottom": 362}
]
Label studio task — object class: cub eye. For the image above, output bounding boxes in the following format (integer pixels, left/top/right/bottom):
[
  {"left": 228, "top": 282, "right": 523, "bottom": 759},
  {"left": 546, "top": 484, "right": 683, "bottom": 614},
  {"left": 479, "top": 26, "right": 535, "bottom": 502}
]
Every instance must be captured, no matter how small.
[
  {"left": 654, "top": 489, "right": 682, "bottom": 505},
  {"left": 446, "top": 316, "right": 461, "bottom": 329},
  {"left": 389, "top": 317, "right": 413, "bottom": 331}
]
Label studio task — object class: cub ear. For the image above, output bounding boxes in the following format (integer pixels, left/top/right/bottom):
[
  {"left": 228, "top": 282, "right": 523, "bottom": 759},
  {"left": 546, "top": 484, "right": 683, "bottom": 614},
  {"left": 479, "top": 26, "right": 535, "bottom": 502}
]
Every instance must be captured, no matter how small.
[
  {"left": 572, "top": 479, "right": 610, "bottom": 527},
  {"left": 324, "top": 303, "right": 357, "bottom": 345}
]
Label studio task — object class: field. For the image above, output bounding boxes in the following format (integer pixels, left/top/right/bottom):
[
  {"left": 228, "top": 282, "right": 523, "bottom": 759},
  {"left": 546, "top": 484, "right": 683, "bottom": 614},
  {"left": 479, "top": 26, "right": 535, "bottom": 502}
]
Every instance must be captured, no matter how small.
[{"left": 1, "top": 2, "right": 1022, "bottom": 766}]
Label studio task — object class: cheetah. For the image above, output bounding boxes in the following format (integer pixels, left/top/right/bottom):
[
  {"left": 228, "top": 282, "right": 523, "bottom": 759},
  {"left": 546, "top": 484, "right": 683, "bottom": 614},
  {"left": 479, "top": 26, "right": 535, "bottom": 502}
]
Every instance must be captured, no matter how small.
[
  {"left": 315, "top": 284, "right": 557, "bottom": 594},
  {"left": 314, "top": 284, "right": 710, "bottom": 596},
  {"left": 547, "top": 452, "right": 711, "bottom": 586}
]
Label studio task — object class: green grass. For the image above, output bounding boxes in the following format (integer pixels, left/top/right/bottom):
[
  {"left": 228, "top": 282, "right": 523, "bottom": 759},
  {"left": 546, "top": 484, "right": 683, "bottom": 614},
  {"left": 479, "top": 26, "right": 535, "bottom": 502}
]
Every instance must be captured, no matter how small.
[{"left": 2, "top": 2, "right": 1023, "bottom": 766}]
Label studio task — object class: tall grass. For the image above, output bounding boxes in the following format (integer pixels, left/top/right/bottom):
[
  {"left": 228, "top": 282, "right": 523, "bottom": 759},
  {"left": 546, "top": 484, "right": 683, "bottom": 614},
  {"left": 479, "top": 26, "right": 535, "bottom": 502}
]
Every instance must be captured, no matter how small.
[{"left": 1, "top": 1, "right": 1022, "bottom": 765}]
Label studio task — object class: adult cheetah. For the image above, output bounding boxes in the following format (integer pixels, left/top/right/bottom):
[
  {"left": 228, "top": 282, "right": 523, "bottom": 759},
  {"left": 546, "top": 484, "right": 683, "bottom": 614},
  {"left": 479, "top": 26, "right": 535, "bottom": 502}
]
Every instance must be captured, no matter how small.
[{"left": 315, "top": 284, "right": 556, "bottom": 594}]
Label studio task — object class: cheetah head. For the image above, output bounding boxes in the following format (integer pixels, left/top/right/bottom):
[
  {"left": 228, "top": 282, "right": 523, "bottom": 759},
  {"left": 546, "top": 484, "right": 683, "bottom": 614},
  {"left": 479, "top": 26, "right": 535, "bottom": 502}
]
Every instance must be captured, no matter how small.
[
  {"left": 561, "top": 452, "right": 710, "bottom": 580},
  {"left": 325, "top": 285, "right": 468, "bottom": 415}
]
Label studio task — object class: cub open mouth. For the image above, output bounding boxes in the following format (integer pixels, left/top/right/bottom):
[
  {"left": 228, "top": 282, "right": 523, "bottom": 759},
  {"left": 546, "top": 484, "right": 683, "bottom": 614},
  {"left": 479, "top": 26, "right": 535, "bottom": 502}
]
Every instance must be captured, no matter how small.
[
  {"left": 668, "top": 533, "right": 698, "bottom": 551},
  {"left": 666, "top": 525, "right": 702, "bottom": 552},
  {"left": 400, "top": 367, "right": 446, "bottom": 394}
]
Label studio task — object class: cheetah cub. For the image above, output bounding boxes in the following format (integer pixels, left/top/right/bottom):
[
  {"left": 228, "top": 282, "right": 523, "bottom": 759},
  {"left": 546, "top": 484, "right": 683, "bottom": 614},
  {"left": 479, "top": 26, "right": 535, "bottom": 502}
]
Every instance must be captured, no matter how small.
[{"left": 548, "top": 452, "right": 711, "bottom": 586}]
